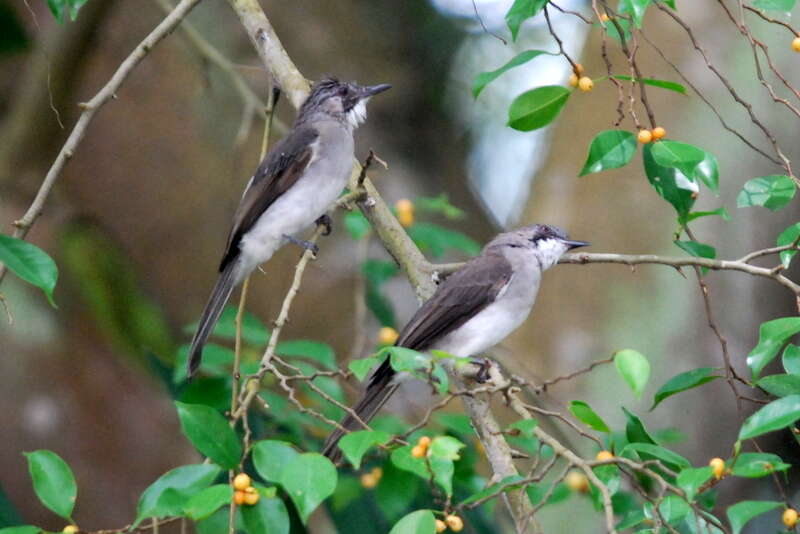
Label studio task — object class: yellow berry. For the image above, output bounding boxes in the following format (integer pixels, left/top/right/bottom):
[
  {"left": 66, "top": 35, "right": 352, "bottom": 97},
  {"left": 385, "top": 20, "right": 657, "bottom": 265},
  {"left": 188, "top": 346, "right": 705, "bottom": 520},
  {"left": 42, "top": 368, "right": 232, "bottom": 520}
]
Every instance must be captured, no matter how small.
[
  {"left": 234, "top": 490, "right": 246, "bottom": 505},
  {"left": 596, "top": 450, "right": 614, "bottom": 462},
  {"left": 62, "top": 526, "right": 79, "bottom": 534},
  {"left": 709, "top": 457, "right": 725, "bottom": 480},
  {"left": 637, "top": 129, "right": 653, "bottom": 144},
  {"left": 565, "top": 470, "right": 589, "bottom": 493},
  {"left": 378, "top": 326, "right": 399, "bottom": 345},
  {"left": 445, "top": 515, "right": 464, "bottom": 532},
  {"left": 578, "top": 77, "right": 594, "bottom": 92},
  {"left": 395, "top": 199, "right": 415, "bottom": 228},
  {"left": 575, "top": 63, "right": 585, "bottom": 75},
  {"left": 568, "top": 73, "right": 579, "bottom": 87},
  {"left": 652, "top": 126, "right": 666, "bottom": 140},
  {"left": 411, "top": 445, "right": 426, "bottom": 458},
  {"left": 370, "top": 466, "right": 383, "bottom": 481},
  {"left": 243, "top": 488, "right": 260, "bottom": 506},
  {"left": 600, "top": 13, "right": 610, "bottom": 22},
  {"left": 361, "top": 473, "right": 379, "bottom": 489},
  {"left": 784, "top": 508, "right": 799, "bottom": 528},
  {"left": 792, "top": 37, "right": 800, "bottom": 52},
  {"left": 418, "top": 436, "right": 432, "bottom": 448},
  {"left": 435, "top": 519, "right": 448, "bottom": 533},
  {"left": 233, "top": 473, "right": 252, "bottom": 491}
]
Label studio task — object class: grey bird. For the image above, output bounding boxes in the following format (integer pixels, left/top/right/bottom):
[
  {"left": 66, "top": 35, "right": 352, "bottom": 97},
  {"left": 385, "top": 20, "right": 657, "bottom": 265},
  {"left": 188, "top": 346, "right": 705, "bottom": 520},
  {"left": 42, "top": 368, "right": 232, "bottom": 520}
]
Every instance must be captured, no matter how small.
[
  {"left": 187, "top": 77, "right": 391, "bottom": 379},
  {"left": 322, "top": 224, "right": 588, "bottom": 461}
]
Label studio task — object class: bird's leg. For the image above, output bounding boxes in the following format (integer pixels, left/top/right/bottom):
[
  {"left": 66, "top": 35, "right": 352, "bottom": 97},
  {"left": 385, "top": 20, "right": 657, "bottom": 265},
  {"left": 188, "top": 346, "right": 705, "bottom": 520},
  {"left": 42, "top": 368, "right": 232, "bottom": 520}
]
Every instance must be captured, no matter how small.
[
  {"left": 470, "top": 357, "right": 494, "bottom": 384},
  {"left": 315, "top": 214, "right": 333, "bottom": 236},
  {"left": 282, "top": 234, "right": 319, "bottom": 257}
]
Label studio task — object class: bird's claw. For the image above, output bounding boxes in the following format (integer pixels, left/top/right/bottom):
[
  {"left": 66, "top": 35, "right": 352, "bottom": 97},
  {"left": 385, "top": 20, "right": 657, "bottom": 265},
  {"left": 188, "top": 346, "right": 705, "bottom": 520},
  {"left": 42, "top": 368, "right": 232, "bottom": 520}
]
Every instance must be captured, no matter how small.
[
  {"left": 315, "top": 214, "right": 333, "bottom": 236},
  {"left": 471, "top": 358, "right": 493, "bottom": 384},
  {"left": 283, "top": 234, "right": 319, "bottom": 257}
]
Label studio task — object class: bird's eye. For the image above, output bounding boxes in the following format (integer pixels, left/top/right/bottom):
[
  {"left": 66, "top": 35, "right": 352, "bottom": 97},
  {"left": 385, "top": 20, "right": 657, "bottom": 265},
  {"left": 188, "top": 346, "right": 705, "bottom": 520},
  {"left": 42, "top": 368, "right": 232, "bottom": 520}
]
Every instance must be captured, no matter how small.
[{"left": 338, "top": 86, "right": 348, "bottom": 96}]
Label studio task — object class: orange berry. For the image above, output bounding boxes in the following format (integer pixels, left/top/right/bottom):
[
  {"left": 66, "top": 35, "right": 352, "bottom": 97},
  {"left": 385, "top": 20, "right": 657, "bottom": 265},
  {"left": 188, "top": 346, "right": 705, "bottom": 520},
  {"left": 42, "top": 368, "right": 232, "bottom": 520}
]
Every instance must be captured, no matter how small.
[
  {"left": 709, "top": 457, "right": 725, "bottom": 480},
  {"left": 792, "top": 37, "right": 800, "bottom": 52},
  {"left": 784, "top": 508, "right": 799, "bottom": 528},
  {"left": 378, "top": 326, "right": 399, "bottom": 345},
  {"left": 596, "top": 450, "right": 614, "bottom": 462},
  {"left": 234, "top": 490, "right": 246, "bottom": 505},
  {"left": 62, "top": 527, "right": 79, "bottom": 534},
  {"left": 435, "top": 519, "right": 448, "bottom": 533},
  {"left": 600, "top": 13, "right": 610, "bottom": 22},
  {"left": 411, "top": 445, "right": 426, "bottom": 458},
  {"left": 360, "top": 473, "right": 378, "bottom": 489},
  {"left": 395, "top": 199, "right": 415, "bottom": 228},
  {"left": 233, "top": 473, "right": 251, "bottom": 491},
  {"left": 568, "top": 73, "right": 579, "bottom": 87},
  {"left": 243, "top": 488, "right": 260, "bottom": 506},
  {"left": 578, "top": 77, "right": 594, "bottom": 92},
  {"left": 418, "top": 436, "right": 432, "bottom": 448},
  {"left": 370, "top": 466, "right": 383, "bottom": 481},
  {"left": 575, "top": 63, "right": 585, "bottom": 75},
  {"left": 637, "top": 129, "right": 653, "bottom": 144},
  {"left": 565, "top": 470, "right": 589, "bottom": 493},
  {"left": 652, "top": 126, "right": 666, "bottom": 140},
  {"left": 445, "top": 515, "right": 464, "bottom": 532}
]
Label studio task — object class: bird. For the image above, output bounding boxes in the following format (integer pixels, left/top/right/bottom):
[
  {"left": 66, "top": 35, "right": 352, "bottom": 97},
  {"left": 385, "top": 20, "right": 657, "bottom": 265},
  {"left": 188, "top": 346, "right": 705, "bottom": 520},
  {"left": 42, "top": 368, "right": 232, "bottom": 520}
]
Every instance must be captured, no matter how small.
[
  {"left": 321, "top": 224, "right": 588, "bottom": 461},
  {"left": 187, "top": 77, "right": 391, "bottom": 379}
]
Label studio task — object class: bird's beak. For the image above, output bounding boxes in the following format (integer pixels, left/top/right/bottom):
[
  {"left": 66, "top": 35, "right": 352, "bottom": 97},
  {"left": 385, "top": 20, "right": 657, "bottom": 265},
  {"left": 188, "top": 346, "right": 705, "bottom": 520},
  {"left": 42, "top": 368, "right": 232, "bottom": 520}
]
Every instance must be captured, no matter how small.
[
  {"left": 563, "top": 239, "right": 590, "bottom": 250},
  {"left": 361, "top": 83, "right": 392, "bottom": 97}
]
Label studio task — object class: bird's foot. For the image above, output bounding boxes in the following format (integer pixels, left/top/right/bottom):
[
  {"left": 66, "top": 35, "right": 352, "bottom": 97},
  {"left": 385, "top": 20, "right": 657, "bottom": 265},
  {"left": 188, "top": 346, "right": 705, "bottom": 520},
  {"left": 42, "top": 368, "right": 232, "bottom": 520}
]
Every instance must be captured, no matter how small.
[
  {"left": 315, "top": 214, "right": 333, "bottom": 236},
  {"left": 470, "top": 358, "right": 494, "bottom": 384},
  {"left": 283, "top": 234, "right": 319, "bottom": 257}
]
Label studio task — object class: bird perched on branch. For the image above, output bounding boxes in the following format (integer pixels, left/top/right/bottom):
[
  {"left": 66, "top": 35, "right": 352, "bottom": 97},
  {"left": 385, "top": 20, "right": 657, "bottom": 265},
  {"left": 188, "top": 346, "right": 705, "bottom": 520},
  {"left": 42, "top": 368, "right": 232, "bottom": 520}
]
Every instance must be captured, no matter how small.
[
  {"left": 187, "top": 77, "right": 391, "bottom": 379},
  {"left": 322, "top": 224, "right": 588, "bottom": 462}
]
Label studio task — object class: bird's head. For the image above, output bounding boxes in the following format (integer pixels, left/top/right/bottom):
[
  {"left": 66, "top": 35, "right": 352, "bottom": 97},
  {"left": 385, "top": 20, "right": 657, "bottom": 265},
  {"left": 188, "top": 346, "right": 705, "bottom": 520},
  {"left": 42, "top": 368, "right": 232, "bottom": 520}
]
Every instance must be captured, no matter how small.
[
  {"left": 299, "top": 77, "right": 391, "bottom": 128},
  {"left": 487, "top": 224, "right": 589, "bottom": 270}
]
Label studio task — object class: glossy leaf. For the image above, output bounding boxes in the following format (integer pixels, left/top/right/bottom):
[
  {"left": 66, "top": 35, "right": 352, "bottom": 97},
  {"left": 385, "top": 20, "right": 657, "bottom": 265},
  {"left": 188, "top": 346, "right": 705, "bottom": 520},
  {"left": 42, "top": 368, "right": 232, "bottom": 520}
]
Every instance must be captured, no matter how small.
[
  {"left": 620, "top": 443, "right": 690, "bottom": 470},
  {"left": 461, "top": 475, "right": 524, "bottom": 506},
  {"left": 344, "top": 211, "right": 370, "bottom": 240},
  {"left": 349, "top": 355, "right": 382, "bottom": 381},
  {"left": 746, "top": 317, "right": 800, "bottom": 379},
  {"left": 241, "top": 496, "right": 290, "bottom": 534},
  {"left": 429, "top": 436, "right": 465, "bottom": 461},
  {"left": 757, "top": 373, "right": 800, "bottom": 397},
  {"left": 505, "top": 0, "right": 548, "bottom": 40},
  {"left": 620, "top": 0, "right": 651, "bottom": 27},
  {"left": 730, "top": 452, "right": 791, "bottom": 478},
  {"left": 183, "top": 305, "right": 269, "bottom": 346},
  {"left": 408, "top": 223, "right": 480, "bottom": 257},
  {"left": 279, "top": 453, "right": 337, "bottom": 523},
  {"left": 674, "top": 240, "right": 716, "bottom": 275},
  {"left": 579, "top": 130, "right": 637, "bottom": 176},
  {"left": 388, "top": 347, "right": 431, "bottom": 374},
  {"left": 569, "top": 401, "right": 610, "bottom": 432},
  {"left": 694, "top": 151, "right": 721, "bottom": 193},
  {"left": 276, "top": 340, "right": 336, "bottom": 370},
  {"left": 508, "top": 86, "right": 571, "bottom": 131},
  {"left": 338, "top": 430, "right": 391, "bottom": 469},
  {"left": 776, "top": 222, "right": 800, "bottom": 268},
  {"left": 684, "top": 207, "right": 730, "bottom": 224},
  {"left": 0, "top": 528, "right": 40, "bottom": 534},
  {"left": 175, "top": 402, "right": 241, "bottom": 469},
  {"left": 252, "top": 440, "right": 299, "bottom": 482},
  {"left": 738, "top": 394, "right": 800, "bottom": 440},
  {"left": 752, "top": 0, "right": 795, "bottom": 10},
  {"left": 784, "top": 344, "right": 800, "bottom": 374},
  {"left": 651, "top": 140, "right": 706, "bottom": 178},
  {"left": 0, "top": 235, "right": 58, "bottom": 306},
  {"left": 659, "top": 495, "right": 690, "bottom": 524},
  {"left": 391, "top": 445, "right": 429, "bottom": 479},
  {"left": 677, "top": 466, "right": 713, "bottom": 501},
  {"left": 642, "top": 143, "right": 696, "bottom": 217},
  {"left": 183, "top": 485, "right": 232, "bottom": 521},
  {"left": 623, "top": 408, "right": 657, "bottom": 445},
  {"left": 135, "top": 464, "right": 221, "bottom": 526},
  {"left": 507, "top": 418, "right": 538, "bottom": 438},
  {"left": 614, "top": 349, "right": 650, "bottom": 398},
  {"left": 415, "top": 194, "right": 466, "bottom": 220},
  {"left": 726, "top": 500, "right": 782, "bottom": 534},
  {"left": 651, "top": 367, "right": 720, "bottom": 410},
  {"left": 611, "top": 75, "right": 686, "bottom": 94},
  {"left": 389, "top": 510, "right": 436, "bottom": 534},
  {"left": 737, "top": 175, "right": 796, "bottom": 211},
  {"left": 473, "top": 50, "right": 552, "bottom": 98},
  {"left": 24, "top": 450, "right": 76, "bottom": 520}
]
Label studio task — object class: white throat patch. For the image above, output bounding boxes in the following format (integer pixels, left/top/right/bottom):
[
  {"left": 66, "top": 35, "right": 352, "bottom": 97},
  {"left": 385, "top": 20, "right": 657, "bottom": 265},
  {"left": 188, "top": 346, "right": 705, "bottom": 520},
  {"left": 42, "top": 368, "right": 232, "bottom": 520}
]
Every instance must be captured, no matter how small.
[
  {"left": 535, "top": 238, "right": 569, "bottom": 270},
  {"left": 347, "top": 99, "right": 368, "bottom": 128}
]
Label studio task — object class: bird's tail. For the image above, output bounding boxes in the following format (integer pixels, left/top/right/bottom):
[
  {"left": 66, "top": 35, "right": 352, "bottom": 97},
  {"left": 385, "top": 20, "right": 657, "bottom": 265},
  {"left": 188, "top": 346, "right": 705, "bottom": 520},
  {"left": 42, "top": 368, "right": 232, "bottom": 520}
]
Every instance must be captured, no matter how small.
[
  {"left": 322, "top": 359, "right": 398, "bottom": 463},
  {"left": 187, "top": 261, "right": 238, "bottom": 379}
]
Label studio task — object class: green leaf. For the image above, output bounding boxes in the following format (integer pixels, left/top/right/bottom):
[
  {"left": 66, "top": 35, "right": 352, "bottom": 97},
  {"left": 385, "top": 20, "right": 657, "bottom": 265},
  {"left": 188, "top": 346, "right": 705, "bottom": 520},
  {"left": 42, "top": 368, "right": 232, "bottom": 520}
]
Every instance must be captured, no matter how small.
[
  {"left": 415, "top": 194, "right": 466, "bottom": 220},
  {"left": 277, "top": 340, "right": 336, "bottom": 370},
  {"left": 135, "top": 464, "right": 221, "bottom": 526},
  {"left": 746, "top": 317, "right": 800, "bottom": 379},
  {"left": 279, "top": 453, "right": 337, "bottom": 523},
  {"left": 183, "top": 305, "right": 269, "bottom": 346},
  {"left": 620, "top": 0, "right": 651, "bottom": 27},
  {"left": 757, "top": 373, "right": 800, "bottom": 397},
  {"left": 23, "top": 450, "right": 76, "bottom": 520},
  {"left": 173, "top": 344, "right": 234, "bottom": 383},
  {"left": 507, "top": 418, "right": 539, "bottom": 438},
  {"left": 579, "top": 130, "right": 637, "bottom": 176},
  {"left": 730, "top": 452, "right": 791, "bottom": 478},
  {"left": 408, "top": 223, "right": 480, "bottom": 257},
  {"left": 183, "top": 485, "right": 232, "bottom": 521},
  {"left": 508, "top": 86, "right": 571, "bottom": 131},
  {"left": 620, "top": 443, "right": 690, "bottom": 470},
  {"left": 241, "top": 496, "right": 290, "bottom": 534},
  {"left": 674, "top": 240, "right": 716, "bottom": 275},
  {"left": 349, "top": 356, "right": 382, "bottom": 382},
  {"left": 46, "top": 0, "right": 65, "bottom": 22},
  {"left": 776, "top": 223, "right": 800, "bottom": 268},
  {"left": 66, "top": 0, "right": 88, "bottom": 20},
  {"left": 659, "top": 495, "right": 690, "bottom": 524},
  {"left": 611, "top": 75, "right": 686, "bottom": 94},
  {"left": 175, "top": 402, "right": 242, "bottom": 469},
  {"left": 473, "top": 50, "right": 552, "bottom": 98},
  {"left": 614, "top": 349, "right": 650, "bottom": 398},
  {"left": 738, "top": 394, "right": 800, "bottom": 440},
  {"left": 642, "top": 143, "right": 696, "bottom": 217},
  {"left": 505, "top": 0, "right": 548, "bottom": 40},
  {"left": 726, "top": 500, "right": 782, "bottom": 534},
  {"left": 752, "top": 0, "right": 795, "bottom": 11},
  {"left": 677, "top": 466, "right": 713, "bottom": 501},
  {"left": 252, "top": 440, "right": 299, "bottom": 483},
  {"left": 429, "top": 436, "right": 465, "bottom": 461},
  {"left": 344, "top": 211, "right": 371, "bottom": 240},
  {"left": 391, "top": 445, "right": 429, "bottom": 479},
  {"left": 651, "top": 140, "right": 706, "bottom": 178},
  {"left": 389, "top": 510, "right": 436, "bottom": 534},
  {"left": 784, "top": 344, "right": 800, "bottom": 374},
  {"left": 568, "top": 401, "right": 610, "bottom": 432},
  {"left": 388, "top": 347, "right": 431, "bottom": 374},
  {"left": 623, "top": 408, "right": 658, "bottom": 445},
  {"left": 0, "top": 528, "right": 40, "bottom": 534},
  {"left": 461, "top": 475, "right": 524, "bottom": 506},
  {"left": 651, "top": 367, "right": 720, "bottom": 410},
  {"left": 338, "top": 430, "right": 391, "bottom": 469},
  {"left": 684, "top": 207, "right": 730, "bottom": 225},
  {"left": 0, "top": 235, "right": 58, "bottom": 306},
  {"left": 737, "top": 175, "right": 796, "bottom": 211}
]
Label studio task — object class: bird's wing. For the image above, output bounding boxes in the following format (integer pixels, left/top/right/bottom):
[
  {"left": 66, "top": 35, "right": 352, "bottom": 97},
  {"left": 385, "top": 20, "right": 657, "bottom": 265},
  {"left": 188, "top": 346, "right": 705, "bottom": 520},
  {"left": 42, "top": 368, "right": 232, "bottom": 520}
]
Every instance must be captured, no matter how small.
[
  {"left": 395, "top": 252, "right": 513, "bottom": 351},
  {"left": 219, "top": 125, "right": 320, "bottom": 271}
]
